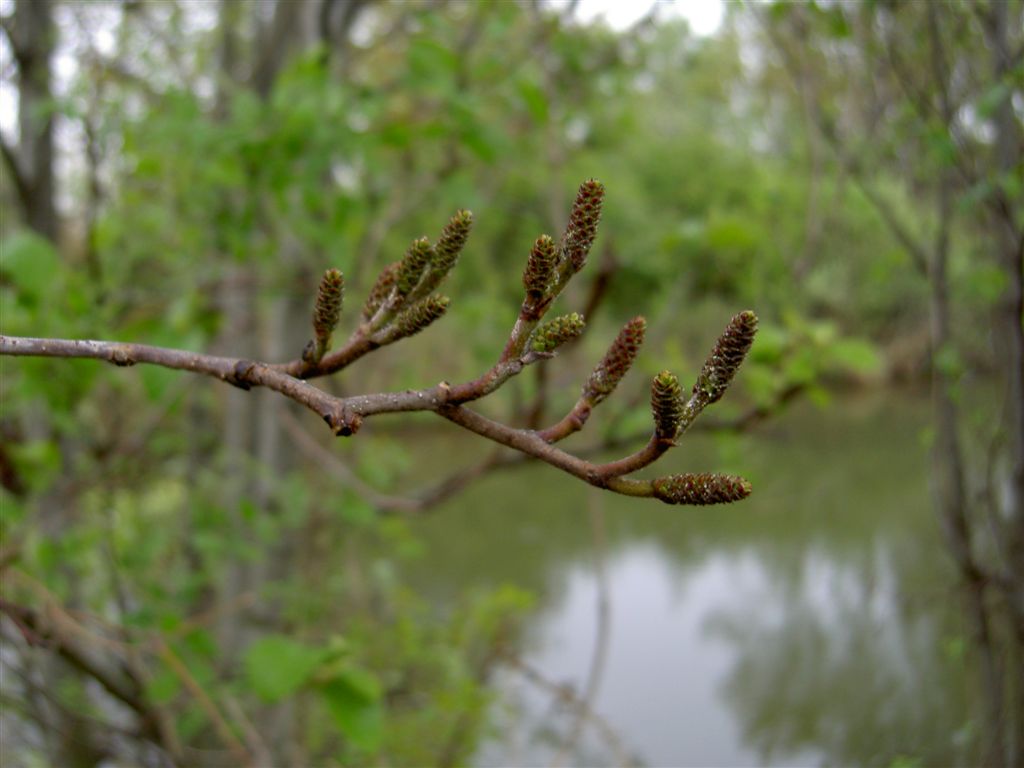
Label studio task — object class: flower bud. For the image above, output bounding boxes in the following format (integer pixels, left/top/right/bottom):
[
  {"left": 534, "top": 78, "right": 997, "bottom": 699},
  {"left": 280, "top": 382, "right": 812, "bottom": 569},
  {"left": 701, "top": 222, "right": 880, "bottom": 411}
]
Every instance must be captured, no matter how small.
[
  {"left": 560, "top": 178, "right": 604, "bottom": 272},
  {"left": 651, "top": 370, "right": 683, "bottom": 441},
  {"left": 362, "top": 262, "right": 400, "bottom": 321},
  {"left": 306, "top": 269, "right": 344, "bottom": 362},
  {"left": 396, "top": 237, "right": 433, "bottom": 298},
  {"left": 385, "top": 294, "right": 450, "bottom": 342},
  {"left": 417, "top": 210, "right": 473, "bottom": 295},
  {"left": 523, "top": 234, "right": 557, "bottom": 302},
  {"left": 652, "top": 473, "right": 752, "bottom": 505},
  {"left": 433, "top": 209, "right": 473, "bottom": 275},
  {"left": 693, "top": 310, "right": 758, "bottom": 405},
  {"left": 530, "top": 313, "right": 586, "bottom": 353},
  {"left": 583, "top": 316, "right": 646, "bottom": 404}
]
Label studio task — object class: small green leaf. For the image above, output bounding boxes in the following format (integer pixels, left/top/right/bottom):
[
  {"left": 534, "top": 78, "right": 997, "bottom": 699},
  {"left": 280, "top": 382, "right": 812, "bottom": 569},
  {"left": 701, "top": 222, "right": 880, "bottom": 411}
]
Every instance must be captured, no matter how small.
[
  {"left": 518, "top": 79, "right": 549, "bottom": 123},
  {"left": 338, "top": 494, "right": 376, "bottom": 527},
  {"left": 146, "top": 666, "right": 182, "bottom": 704},
  {"left": 963, "top": 263, "right": 1007, "bottom": 305},
  {"left": 748, "top": 324, "right": 787, "bottom": 365},
  {"left": 319, "top": 667, "right": 383, "bottom": 750},
  {"left": 828, "top": 338, "right": 882, "bottom": 375},
  {"left": 244, "top": 636, "right": 326, "bottom": 702},
  {"left": 11, "top": 440, "right": 62, "bottom": 494},
  {"left": 934, "top": 344, "right": 963, "bottom": 380},
  {"left": 976, "top": 82, "right": 1011, "bottom": 119},
  {"left": 0, "top": 232, "right": 60, "bottom": 303}
]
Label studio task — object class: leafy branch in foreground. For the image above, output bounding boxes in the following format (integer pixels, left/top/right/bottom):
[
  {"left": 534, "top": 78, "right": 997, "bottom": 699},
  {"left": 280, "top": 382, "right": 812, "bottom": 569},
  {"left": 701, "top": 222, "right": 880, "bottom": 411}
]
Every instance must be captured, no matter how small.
[{"left": 0, "top": 180, "right": 758, "bottom": 505}]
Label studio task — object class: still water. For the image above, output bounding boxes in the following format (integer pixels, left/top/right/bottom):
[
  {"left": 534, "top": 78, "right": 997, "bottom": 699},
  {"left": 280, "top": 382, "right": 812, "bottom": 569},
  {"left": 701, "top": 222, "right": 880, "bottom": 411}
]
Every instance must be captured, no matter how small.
[{"left": 402, "top": 391, "right": 971, "bottom": 767}]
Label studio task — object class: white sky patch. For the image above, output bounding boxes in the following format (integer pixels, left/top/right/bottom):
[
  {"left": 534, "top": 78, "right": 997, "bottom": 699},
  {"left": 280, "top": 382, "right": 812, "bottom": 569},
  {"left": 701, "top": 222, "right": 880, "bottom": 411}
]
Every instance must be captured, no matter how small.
[{"left": 570, "top": 0, "right": 725, "bottom": 35}]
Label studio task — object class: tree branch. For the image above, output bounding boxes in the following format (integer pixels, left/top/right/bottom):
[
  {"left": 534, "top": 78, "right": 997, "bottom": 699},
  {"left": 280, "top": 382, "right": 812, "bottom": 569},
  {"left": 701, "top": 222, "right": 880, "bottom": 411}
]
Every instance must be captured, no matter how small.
[
  {"left": 0, "top": 598, "right": 169, "bottom": 751},
  {"left": 757, "top": 7, "right": 931, "bottom": 275},
  {"left": 1, "top": 183, "right": 758, "bottom": 505},
  {"left": 0, "top": 12, "right": 25, "bottom": 65}
]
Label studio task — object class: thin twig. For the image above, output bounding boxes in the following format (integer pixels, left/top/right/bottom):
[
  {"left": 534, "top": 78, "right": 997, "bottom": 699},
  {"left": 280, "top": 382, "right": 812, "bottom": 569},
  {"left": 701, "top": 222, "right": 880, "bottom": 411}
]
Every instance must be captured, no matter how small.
[{"left": 154, "top": 638, "right": 252, "bottom": 767}]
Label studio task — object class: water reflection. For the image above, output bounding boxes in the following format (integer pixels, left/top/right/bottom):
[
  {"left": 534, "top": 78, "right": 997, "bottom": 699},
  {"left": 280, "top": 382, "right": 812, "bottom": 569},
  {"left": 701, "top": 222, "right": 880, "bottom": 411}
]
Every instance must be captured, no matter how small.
[{"left": 404, "top": 392, "right": 968, "bottom": 766}]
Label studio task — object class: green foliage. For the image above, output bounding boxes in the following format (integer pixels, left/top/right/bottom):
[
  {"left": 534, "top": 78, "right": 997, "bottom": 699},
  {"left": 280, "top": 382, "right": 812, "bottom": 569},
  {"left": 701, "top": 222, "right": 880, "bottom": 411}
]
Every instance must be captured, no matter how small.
[
  {"left": 244, "top": 636, "right": 328, "bottom": 702},
  {"left": 318, "top": 668, "right": 384, "bottom": 751},
  {"left": 0, "top": 232, "right": 59, "bottom": 305}
]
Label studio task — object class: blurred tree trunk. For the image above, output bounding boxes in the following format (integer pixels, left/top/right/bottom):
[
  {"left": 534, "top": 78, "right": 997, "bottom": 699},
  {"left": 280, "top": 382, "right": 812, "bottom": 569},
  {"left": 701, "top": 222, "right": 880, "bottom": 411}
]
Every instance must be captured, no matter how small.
[
  {"left": 984, "top": 3, "right": 1024, "bottom": 760},
  {"left": 213, "top": 0, "right": 255, "bottom": 666},
  {"left": 2, "top": 5, "right": 111, "bottom": 764},
  {"left": 1, "top": 0, "right": 58, "bottom": 242},
  {"left": 986, "top": 0, "right": 1024, "bottom": 623},
  {"left": 930, "top": 164, "right": 1005, "bottom": 767}
]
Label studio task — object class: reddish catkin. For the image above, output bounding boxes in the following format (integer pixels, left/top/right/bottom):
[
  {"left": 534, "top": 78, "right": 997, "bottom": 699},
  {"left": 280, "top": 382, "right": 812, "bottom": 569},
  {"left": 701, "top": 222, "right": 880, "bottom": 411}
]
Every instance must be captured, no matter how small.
[
  {"left": 583, "top": 316, "right": 646, "bottom": 404},
  {"left": 561, "top": 178, "right": 605, "bottom": 272}
]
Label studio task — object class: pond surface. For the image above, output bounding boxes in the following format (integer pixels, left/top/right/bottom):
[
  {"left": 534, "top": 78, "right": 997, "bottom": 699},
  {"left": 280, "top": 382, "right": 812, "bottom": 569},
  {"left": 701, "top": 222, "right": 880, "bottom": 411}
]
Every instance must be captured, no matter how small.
[{"left": 401, "top": 390, "right": 972, "bottom": 767}]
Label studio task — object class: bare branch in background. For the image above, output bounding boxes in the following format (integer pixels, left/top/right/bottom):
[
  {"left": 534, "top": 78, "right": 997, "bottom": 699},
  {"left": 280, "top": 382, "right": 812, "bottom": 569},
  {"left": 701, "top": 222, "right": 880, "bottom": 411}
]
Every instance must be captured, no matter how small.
[{"left": 502, "top": 651, "right": 638, "bottom": 767}]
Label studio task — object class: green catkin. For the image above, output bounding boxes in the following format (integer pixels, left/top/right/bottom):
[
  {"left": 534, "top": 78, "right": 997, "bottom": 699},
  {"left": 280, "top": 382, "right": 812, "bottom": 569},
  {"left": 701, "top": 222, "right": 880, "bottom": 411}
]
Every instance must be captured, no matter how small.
[
  {"left": 416, "top": 209, "right": 473, "bottom": 296},
  {"left": 523, "top": 234, "right": 558, "bottom": 302},
  {"left": 382, "top": 294, "right": 451, "bottom": 343},
  {"left": 305, "top": 268, "right": 344, "bottom": 362},
  {"left": 396, "top": 237, "right": 433, "bottom": 298},
  {"left": 651, "top": 370, "right": 684, "bottom": 441},
  {"left": 530, "top": 313, "right": 586, "bottom": 352},
  {"left": 651, "top": 473, "right": 753, "bottom": 505}
]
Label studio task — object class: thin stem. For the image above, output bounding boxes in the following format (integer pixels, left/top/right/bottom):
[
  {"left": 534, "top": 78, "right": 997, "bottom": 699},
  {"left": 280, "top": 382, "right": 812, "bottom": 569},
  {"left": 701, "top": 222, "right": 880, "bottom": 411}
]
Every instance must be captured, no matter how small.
[{"left": 536, "top": 397, "right": 592, "bottom": 443}]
